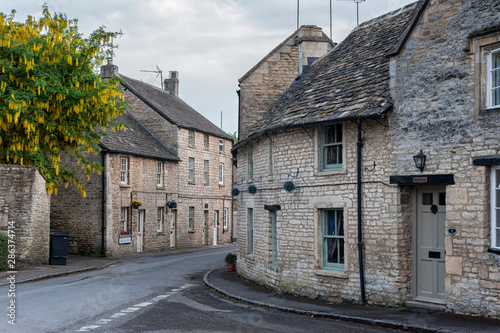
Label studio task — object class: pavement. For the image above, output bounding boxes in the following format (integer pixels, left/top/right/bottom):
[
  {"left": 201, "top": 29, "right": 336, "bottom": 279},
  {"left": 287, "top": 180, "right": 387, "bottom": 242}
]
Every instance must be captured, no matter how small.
[{"left": 1, "top": 253, "right": 499, "bottom": 333}]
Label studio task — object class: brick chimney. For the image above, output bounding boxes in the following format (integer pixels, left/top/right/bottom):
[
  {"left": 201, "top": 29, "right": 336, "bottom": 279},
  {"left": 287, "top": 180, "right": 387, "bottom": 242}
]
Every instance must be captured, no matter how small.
[
  {"left": 164, "top": 71, "right": 179, "bottom": 97},
  {"left": 297, "top": 26, "right": 334, "bottom": 75},
  {"left": 100, "top": 57, "right": 119, "bottom": 79}
]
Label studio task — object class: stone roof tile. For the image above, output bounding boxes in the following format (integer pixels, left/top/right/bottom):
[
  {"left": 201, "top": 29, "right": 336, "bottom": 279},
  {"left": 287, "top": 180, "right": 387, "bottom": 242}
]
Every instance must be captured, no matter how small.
[
  {"left": 119, "top": 74, "right": 232, "bottom": 140},
  {"left": 100, "top": 113, "right": 179, "bottom": 161},
  {"left": 239, "top": 1, "right": 419, "bottom": 145}
]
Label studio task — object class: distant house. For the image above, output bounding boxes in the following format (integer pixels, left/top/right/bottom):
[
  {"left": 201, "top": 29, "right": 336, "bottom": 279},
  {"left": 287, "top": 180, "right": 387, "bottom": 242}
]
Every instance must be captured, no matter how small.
[
  {"left": 234, "top": 0, "right": 500, "bottom": 319},
  {"left": 51, "top": 62, "right": 235, "bottom": 256}
]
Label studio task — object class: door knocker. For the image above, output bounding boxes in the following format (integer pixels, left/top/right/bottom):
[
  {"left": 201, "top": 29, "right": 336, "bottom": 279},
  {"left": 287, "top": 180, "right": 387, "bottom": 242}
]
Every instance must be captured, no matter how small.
[{"left": 431, "top": 204, "right": 438, "bottom": 214}]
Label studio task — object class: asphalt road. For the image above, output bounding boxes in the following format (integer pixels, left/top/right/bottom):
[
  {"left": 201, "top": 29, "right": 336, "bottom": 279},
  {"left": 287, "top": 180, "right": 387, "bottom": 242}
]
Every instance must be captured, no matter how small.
[{"left": 0, "top": 246, "right": 394, "bottom": 332}]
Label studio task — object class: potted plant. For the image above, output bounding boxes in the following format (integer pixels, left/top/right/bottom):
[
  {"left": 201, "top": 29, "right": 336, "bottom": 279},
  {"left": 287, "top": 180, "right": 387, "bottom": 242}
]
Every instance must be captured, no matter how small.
[
  {"left": 166, "top": 200, "right": 177, "bottom": 209},
  {"left": 225, "top": 252, "right": 237, "bottom": 272},
  {"left": 231, "top": 187, "right": 240, "bottom": 196},
  {"left": 247, "top": 184, "right": 257, "bottom": 195},
  {"left": 131, "top": 200, "right": 142, "bottom": 209},
  {"left": 283, "top": 180, "right": 295, "bottom": 192}
]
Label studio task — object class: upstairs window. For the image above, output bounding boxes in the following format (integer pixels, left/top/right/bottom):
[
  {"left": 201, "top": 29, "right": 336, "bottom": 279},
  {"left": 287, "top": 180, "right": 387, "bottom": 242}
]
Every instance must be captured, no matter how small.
[
  {"left": 488, "top": 49, "right": 500, "bottom": 108},
  {"left": 247, "top": 143, "right": 254, "bottom": 180},
  {"left": 188, "top": 157, "right": 195, "bottom": 183},
  {"left": 204, "top": 134, "right": 209, "bottom": 149},
  {"left": 204, "top": 160, "right": 209, "bottom": 185},
  {"left": 157, "top": 161, "right": 164, "bottom": 187},
  {"left": 219, "top": 163, "right": 224, "bottom": 185},
  {"left": 322, "top": 124, "right": 343, "bottom": 171},
  {"left": 188, "top": 130, "right": 195, "bottom": 147},
  {"left": 492, "top": 166, "right": 500, "bottom": 250},
  {"left": 120, "top": 157, "right": 129, "bottom": 185},
  {"left": 219, "top": 138, "right": 225, "bottom": 153}
]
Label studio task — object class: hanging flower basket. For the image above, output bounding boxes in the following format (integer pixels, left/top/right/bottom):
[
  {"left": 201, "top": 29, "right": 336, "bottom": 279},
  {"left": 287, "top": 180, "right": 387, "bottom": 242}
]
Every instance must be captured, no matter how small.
[
  {"left": 166, "top": 200, "right": 177, "bottom": 209},
  {"left": 247, "top": 184, "right": 257, "bottom": 195},
  {"left": 131, "top": 200, "right": 142, "bottom": 209},
  {"left": 283, "top": 180, "right": 295, "bottom": 193},
  {"left": 231, "top": 187, "right": 240, "bottom": 196}
]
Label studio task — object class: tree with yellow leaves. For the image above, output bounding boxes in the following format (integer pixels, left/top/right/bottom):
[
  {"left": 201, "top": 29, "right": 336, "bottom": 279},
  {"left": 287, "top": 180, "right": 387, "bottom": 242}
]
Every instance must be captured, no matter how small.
[{"left": 0, "top": 5, "right": 127, "bottom": 197}]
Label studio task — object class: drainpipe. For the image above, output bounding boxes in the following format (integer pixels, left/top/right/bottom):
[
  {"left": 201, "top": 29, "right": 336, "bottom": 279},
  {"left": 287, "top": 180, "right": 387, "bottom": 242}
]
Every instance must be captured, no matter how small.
[
  {"left": 101, "top": 151, "right": 107, "bottom": 257},
  {"left": 357, "top": 118, "right": 366, "bottom": 304}
]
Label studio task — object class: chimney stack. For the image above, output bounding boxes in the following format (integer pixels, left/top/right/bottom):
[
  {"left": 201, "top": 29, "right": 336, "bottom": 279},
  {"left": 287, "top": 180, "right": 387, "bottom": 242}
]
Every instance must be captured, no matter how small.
[
  {"left": 100, "top": 57, "right": 119, "bottom": 79},
  {"left": 297, "top": 26, "right": 334, "bottom": 75},
  {"left": 164, "top": 71, "right": 179, "bottom": 97}
]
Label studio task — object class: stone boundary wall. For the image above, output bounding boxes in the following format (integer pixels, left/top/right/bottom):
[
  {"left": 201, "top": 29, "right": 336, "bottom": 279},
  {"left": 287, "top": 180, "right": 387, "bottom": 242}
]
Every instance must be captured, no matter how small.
[{"left": 0, "top": 165, "right": 49, "bottom": 265}]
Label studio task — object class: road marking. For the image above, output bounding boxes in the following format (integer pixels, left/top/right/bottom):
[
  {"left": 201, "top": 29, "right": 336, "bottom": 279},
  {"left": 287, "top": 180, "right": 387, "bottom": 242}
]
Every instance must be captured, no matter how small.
[
  {"left": 135, "top": 302, "right": 153, "bottom": 307},
  {"left": 76, "top": 325, "right": 100, "bottom": 331},
  {"left": 76, "top": 283, "right": 195, "bottom": 332}
]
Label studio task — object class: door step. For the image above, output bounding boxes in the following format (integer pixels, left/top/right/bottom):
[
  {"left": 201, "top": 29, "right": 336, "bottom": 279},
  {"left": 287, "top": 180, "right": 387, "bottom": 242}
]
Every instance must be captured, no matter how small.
[{"left": 405, "top": 300, "right": 446, "bottom": 312}]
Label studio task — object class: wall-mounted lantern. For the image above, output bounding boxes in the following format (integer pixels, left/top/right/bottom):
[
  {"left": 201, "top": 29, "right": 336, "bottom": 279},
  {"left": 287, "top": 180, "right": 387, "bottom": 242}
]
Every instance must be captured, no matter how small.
[{"left": 413, "top": 150, "right": 426, "bottom": 172}]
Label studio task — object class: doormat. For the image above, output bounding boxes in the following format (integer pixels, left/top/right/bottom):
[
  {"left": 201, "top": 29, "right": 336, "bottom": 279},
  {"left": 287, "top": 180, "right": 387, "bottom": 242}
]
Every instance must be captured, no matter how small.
[{"left": 401, "top": 307, "right": 441, "bottom": 314}]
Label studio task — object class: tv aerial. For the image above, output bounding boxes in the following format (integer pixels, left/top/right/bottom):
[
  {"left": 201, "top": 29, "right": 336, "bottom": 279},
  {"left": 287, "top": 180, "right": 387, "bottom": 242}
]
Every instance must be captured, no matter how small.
[
  {"left": 338, "top": 0, "right": 366, "bottom": 26},
  {"left": 140, "top": 65, "right": 163, "bottom": 89}
]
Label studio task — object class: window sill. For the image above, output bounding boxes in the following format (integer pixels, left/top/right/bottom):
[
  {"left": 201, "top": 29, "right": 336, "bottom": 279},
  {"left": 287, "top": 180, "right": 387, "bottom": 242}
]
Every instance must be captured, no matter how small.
[
  {"left": 314, "top": 169, "right": 346, "bottom": 177},
  {"left": 314, "top": 269, "right": 347, "bottom": 279},
  {"left": 219, "top": 183, "right": 224, "bottom": 187},
  {"left": 188, "top": 230, "right": 195, "bottom": 233},
  {"left": 188, "top": 182, "right": 195, "bottom": 185},
  {"left": 120, "top": 184, "right": 131, "bottom": 188},
  {"left": 487, "top": 248, "right": 500, "bottom": 255},
  {"left": 267, "top": 263, "right": 278, "bottom": 271},
  {"left": 156, "top": 231, "right": 165, "bottom": 235}
]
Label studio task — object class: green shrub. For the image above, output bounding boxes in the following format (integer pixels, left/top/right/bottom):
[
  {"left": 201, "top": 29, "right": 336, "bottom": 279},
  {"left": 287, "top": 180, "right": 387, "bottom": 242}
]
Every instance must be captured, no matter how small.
[{"left": 0, "top": 233, "right": 8, "bottom": 270}]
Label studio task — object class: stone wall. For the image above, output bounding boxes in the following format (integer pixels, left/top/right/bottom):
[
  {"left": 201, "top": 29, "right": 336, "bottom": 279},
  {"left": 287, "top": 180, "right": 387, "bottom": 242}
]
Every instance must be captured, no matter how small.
[
  {"left": 388, "top": 0, "right": 500, "bottom": 318},
  {"left": 238, "top": 26, "right": 333, "bottom": 140},
  {"left": 0, "top": 165, "right": 50, "bottom": 265},
  {"left": 51, "top": 152, "right": 103, "bottom": 255},
  {"left": 236, "top": 121, "right": 411, "bottom": 306}
]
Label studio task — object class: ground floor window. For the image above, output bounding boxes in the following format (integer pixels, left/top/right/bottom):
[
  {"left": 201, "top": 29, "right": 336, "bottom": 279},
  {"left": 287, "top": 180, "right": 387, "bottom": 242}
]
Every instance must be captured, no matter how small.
[
  {"left": 120, "top": 207, "right": 128, "bottom": 234},
  {"left": 322, "top": 209, "right": 344, "bottom": 271},
  {"left": 248, "top": 208, "right": 254, "bottom": 254},
  {"left": 223, "top": 208, "right": 228, "bottom": 230},
  {"left": 270, "top": 211, "right": 277, "bottom": 265},
  {"left": 188, "top": 206, "right": 194, "bottom": 231},
  {"left": 157, "top": 207, "right": 164, "bottom": 232},
  {"left": 492, "top": 166, "right": 500, "bottom": 249}
]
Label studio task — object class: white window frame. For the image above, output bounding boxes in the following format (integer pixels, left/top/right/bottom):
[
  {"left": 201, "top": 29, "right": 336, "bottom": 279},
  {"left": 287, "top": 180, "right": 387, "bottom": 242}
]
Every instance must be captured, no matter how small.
[
  {"left": 188, "top": 130, "right": 194, "bottom": 147},
  {"left": 322, "top": 209, "right": 344, "bottom": 271},
  {"left": 157, "top": 161, "right": 164, "bottom": 187},
  {"left": 219, "top": 163, "right": 224, "bottom": 185},
  {"left": 120, "top": 157, "right": 129, "bottom": 185},
  {"left": 223, "top": 207, "right": 228, "bottom": 230},
  {"left": 188, "top": 157, "right": 195, "bottom": 183},
  {"left": 204, "top": 134, "right": 209, "bottom": 149},
  {"left": 120, "top": 207, "right": 128, "bottom": 233},
  {"left": 492, "top": 166, "right": 500, "bottom": 249},
  {"left": 188, "top": 206, "right": 194, "bottom": 231},
  {"left": 247, "top": 143, "right": 253, "bottom": 180},
  {"left": 488, "top": 48, "right": 500, "bottom": 109},
  {"left": 322, "top": 123, "right": 343, "bottom": 171},
  {"left": 219, "top": 138, "right": 224, "bottom": 153},
  {"left": 204, "top": 160, "right": 209, "bottom": 185},
  {"left": 157, "top": 207, "right": 164, "bottom": 232}
]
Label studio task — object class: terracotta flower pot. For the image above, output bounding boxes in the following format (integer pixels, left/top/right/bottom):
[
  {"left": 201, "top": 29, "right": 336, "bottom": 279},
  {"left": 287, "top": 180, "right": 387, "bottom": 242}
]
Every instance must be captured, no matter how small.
[{"left": 226, "top": 263, "right": 235, "bottom": 272}]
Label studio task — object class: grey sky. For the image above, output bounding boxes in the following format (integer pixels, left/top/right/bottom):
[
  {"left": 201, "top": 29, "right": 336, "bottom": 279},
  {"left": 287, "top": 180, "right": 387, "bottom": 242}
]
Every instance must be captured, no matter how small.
[{"left": 3, "top": 0, "right": 416, "bottom": 134}]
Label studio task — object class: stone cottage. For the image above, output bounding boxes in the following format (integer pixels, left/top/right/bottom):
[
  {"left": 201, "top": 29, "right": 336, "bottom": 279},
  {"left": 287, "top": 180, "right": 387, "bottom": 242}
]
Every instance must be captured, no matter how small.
[
  {"left": 51, "top": 62, "right": 235, "bottom": 256},
  {"left": 51, "top": 113, "right": 179, "bottom": 256},
  {"left": 233, "top": 0, "right": 500, "bottom": 319}
]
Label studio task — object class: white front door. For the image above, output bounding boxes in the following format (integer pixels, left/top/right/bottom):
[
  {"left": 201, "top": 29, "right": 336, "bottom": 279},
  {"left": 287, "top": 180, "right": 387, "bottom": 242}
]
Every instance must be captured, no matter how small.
[
  {"left": 170, "top": 211, "right": 176, "bottom": 248},
  {"left": 137, "top": 210, "right": 144, "bottom": 252},
  {"left": 213, "top": 210, "right": 218, "bottom": 246},
  {"left": 416, "top": 187, "right": 446, "bottom": 304}
]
